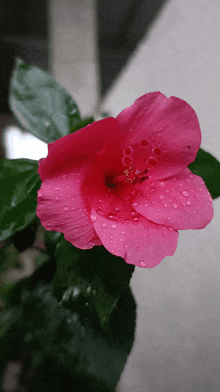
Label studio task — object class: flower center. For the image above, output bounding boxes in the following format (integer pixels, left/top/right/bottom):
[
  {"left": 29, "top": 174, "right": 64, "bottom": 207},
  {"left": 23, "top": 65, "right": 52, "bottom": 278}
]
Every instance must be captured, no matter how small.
[{"left": 105, "top": 166, "right": 149, "bottom": 189}]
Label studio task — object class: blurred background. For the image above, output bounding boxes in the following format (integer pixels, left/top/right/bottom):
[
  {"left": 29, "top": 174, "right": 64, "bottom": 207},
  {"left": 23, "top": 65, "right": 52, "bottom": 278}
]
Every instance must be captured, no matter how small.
[{"left": 1, "top": 0, "right": 220, "bottom": 391}]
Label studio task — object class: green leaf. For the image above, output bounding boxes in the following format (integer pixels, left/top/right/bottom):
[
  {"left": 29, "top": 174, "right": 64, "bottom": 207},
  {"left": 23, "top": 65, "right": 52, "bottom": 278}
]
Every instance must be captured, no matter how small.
[
  {"left": 70, "top": 117, "right": 94, "bottom": 133},
  {"left": 0, "top": 242, "right": 21, "bottom": 274},
  {"left": 51, "top": 238, "right": 135, "bottom": 327},
  {"left": 189, "top": 148, "right": 220, "bottom": 199},
  {"left": 0, "top": 159, "right": 41, "bottom": 242},
  {"left": 10, "top": 217, "right": 39, "bottom": 252},
  {"left": 0, "top": 284, "right": 135, "bottom": 392},
  {"left": 9, "top": 58, "right": 81, "bottom": 143}
]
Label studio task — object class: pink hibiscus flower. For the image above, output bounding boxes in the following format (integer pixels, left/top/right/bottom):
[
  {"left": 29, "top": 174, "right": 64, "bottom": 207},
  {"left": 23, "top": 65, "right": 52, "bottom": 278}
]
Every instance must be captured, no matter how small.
[{"left": 36, "top": 92, "right": 213, "bottom": 268}]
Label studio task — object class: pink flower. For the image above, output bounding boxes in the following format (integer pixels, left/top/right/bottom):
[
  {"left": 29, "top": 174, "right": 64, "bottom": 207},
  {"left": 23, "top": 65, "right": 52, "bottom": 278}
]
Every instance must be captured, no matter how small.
[{"left": 36, "top": 92, "right": 213, "bottom": 268}]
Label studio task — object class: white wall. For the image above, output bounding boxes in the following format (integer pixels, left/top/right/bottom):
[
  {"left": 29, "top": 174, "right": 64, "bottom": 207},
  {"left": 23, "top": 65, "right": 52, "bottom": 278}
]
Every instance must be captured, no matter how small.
[
  {"left": 49, "top": 0, "right": 99, "bottom": 118},
  {"left": 100, "top": 1, "right": 220, "bottom": 391}
]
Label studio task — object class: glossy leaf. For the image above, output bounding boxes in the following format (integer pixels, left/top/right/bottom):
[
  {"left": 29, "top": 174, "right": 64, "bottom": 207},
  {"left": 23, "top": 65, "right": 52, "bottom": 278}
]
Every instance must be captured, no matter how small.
[
  {"left": 0, "top": 283, "right": 136, "bottom": 392},
  {"left": 51, "top": 238, "right": 135, "bottom": 326},
  {"left": 0, "top": 159, "right": 41, "bottom": 242},
  {"left": 189, "top": 148, "right": 220, "bottom": 199},
  {"left": 9, "top": 58, "right": 81, "bottom": 143}
]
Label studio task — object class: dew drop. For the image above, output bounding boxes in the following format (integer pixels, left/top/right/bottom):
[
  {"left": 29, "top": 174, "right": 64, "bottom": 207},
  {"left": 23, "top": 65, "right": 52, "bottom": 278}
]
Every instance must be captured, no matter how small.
[
  {"left": 164, "top": 204, "right": 168, "bottom": 207},
  {"left": 55, "top": 187, "right": 60, "bottom": 191},
  {"left": 97, "top": 208, "right": 103, "bottom": 216},
  {"left": 182, "top": 191, "right": 189, "bottom": 197},
  {"left": 168, "top": 227, "right": 174, "bottom": 231},
  {"left": 119, "top": 238, "right": 123, "bottom": 242},
  {"left": 45, "top": 121, "right": 50, "bottom": 127},
  {"left": 144, "top": 203, "right": 148, "bottom": 207},
  {"left": 186, "top": 200, "right": 191, "bottom": 206},
  {"left": 153, "top": 148, "right": 161, "bottom": 155},
  {"left": 64, "top": 205, "right": 69, "bottom": 211},
  {"left": 122, "top": 231, "right": 125, "bottom": 235},
  {"left": 150, "top": 188, "right": 155, "bottom": 193},
  {"left": 126, "top": 219, "right": 130, "bottom": 223},
  {"left": 140, "top": 261, "right": 146, "bottom": 267},
  {"left": 109, "top": 234, "right": 114, "bottom": 239},
  {"left": 122, "top": 155, "right": 133, "bottom": 166},
  {"left": 114, "top": 207, "right": 120, "bottom": 212},
  {"left": 124, "top": 244, "right": 128, "bottom": 249},
  {"left": 55, "top": 196, "right": 59, "bottom": 201},
  {"left": 159, "top": 195, "right": 164, "bottom": 200},
  {"left": 132, "top": 202, "right": 138, "bottom": 207},
  {"left": 111, "top": 224, "right": 117, "bottom": 230},
  {"left": 123, "top": 146, "right": 133, "bottom": 155},
  {"left": 189, "top": 174, "right": 193, "bottom": 179},
  {"left": 90, "top": 214, "right": 96, "bottom": 222},
  {"left": 102, "top": 223, "right": 107, "bottom": 228},
  {"left": 179, "top": 183, "right": 183, "bottom": 186},
  {"left": 141, "top": 139, "right": 148, "bottom": 147},
  {"left": 148, "top": 157, "right": 157, "bottom": 165},
  {"left": 38, "top": 191, "right": 43, "bottom": 197},
  {"left": 159, "top": 182, "right": 165, "bottom": 188}
]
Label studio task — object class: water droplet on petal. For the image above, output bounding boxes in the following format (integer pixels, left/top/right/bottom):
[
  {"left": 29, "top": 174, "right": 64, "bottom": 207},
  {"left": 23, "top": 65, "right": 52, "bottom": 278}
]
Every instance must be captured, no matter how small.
[
  {"left": 55, "top": 196, "right": 59, "bottom": 201},
  {"left": 97, "top": 208, "right": 103, "bottom": 216},
  {"left": 173, "top": 203, "right": 178, "bottom": 209},
  {"left": 140, "top": 261, "right": 146, "bottom": 267},
  {"left": 45, "top": 121, "right": 50, "bottom": 127},
  {"left": 119, "top": 238, "right": 123, "bottom": 242},
  {"left": 144, "top": 203, "right": 148, "bottom": 207},
  {"left": 182, "top": 191, "right": 189, "bottom": 197},
  {"left": 102, "top": 223, "right": 107, "bottom": 228},
  {"left": 111, "top": 224, "right": 117, "bottom": 230},
  {"left": 64, "top": 205, "right": 69, "bottom": 211},
  {"left": 141, "top": 139, "right": 148, "bottom": 147},
  {"left": 153, "top": 148, "right": 161, "bottom": 155},
  {"left": 189, "top": 174, "right": 193, "bottom": 179},
  {"left": 122, "top": 155, "right": 133, "bottom": 166},
  {"left": 159, "top": 182, "right": 165, "bottom": 188},
  {"left": 132, "top": 202, "right": 138, "bottom": 207},
  {"left": 38, "top": 191, "right": 43, "bottom": 197},
  {"left": 126, "top": 219, "right": 130, "bottom": 223},
  {"left": 159, "top": 195, "right": 164, "bottom": 199},
  {"left": 164, "top": 204, "right": 168, "bottom": 207},
  {"left": 168, "top": 227, "right": 174, "bottom": 231},
  {"left": 55, "top": 187, "right": 60, "bottom": 191},
  {"left": 122, "top": 231, "right": 125, "bottom": 235},
  {"left": 90, "top": 214, "right": 96, "bottom": 222},
  {"left": 148, "top": 157, "right": 157, "bottom": 166},
  {"left": 109, "top": 234, "right": 114, "bottom": 239},
  {"left": 123, "top": 146, "right": 133, "bottom": 155},
  {"left": 186, "top": 201, "right": 191, "bottom": 206}
]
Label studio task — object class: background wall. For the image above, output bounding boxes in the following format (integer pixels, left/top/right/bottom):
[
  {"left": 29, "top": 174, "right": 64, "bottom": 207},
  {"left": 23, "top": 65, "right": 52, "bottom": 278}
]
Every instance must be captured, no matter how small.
[{"left": 100, "top": 1, "right": 220, "bottom": 391}]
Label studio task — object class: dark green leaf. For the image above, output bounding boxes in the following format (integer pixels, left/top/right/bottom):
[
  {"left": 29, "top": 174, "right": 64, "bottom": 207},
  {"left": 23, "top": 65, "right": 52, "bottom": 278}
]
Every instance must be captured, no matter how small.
[
  {"left": 0, "top": 159, "right": 41, "bottom": 242},
  {"left": 0, "top": 242, "right": 21, "bottom": 274},
  {"left": 9, "top": 58, "right": 81, "bottom": 143},
  {"left": 0, "top": 283, "right": 135, "bottom": 392},
  {"left": 189, "top": 148, "right": 220, "bottom": 199},
  {"left": 51, "top": 238, "right": 135, "bottom": 326},
  {"left": 70, "top": 117, "right": 94, "bottom": 133},
  {"left": 11, "top": 217, "right": 39, "bottom": 252},
  {"left": 44, "top": 230, "right": 63, "bottom": 257}
]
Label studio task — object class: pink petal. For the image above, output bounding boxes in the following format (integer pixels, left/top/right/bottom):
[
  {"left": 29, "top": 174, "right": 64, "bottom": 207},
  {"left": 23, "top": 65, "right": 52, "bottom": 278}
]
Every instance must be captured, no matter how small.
[
  {"left": 36, "top": 171, "right": 102, "bottom": 249},
  {"left": 116, "top": 92, "right": 201, "bottom": 180},
  {"left": 38, "top": 117, "right": 123, "bottom": 181},
  {"left": 90, "top": 208, "right": 179, "bottom": 268},
  {"left": 133, "top": 168, "right": 213, "bottom": 230}
]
